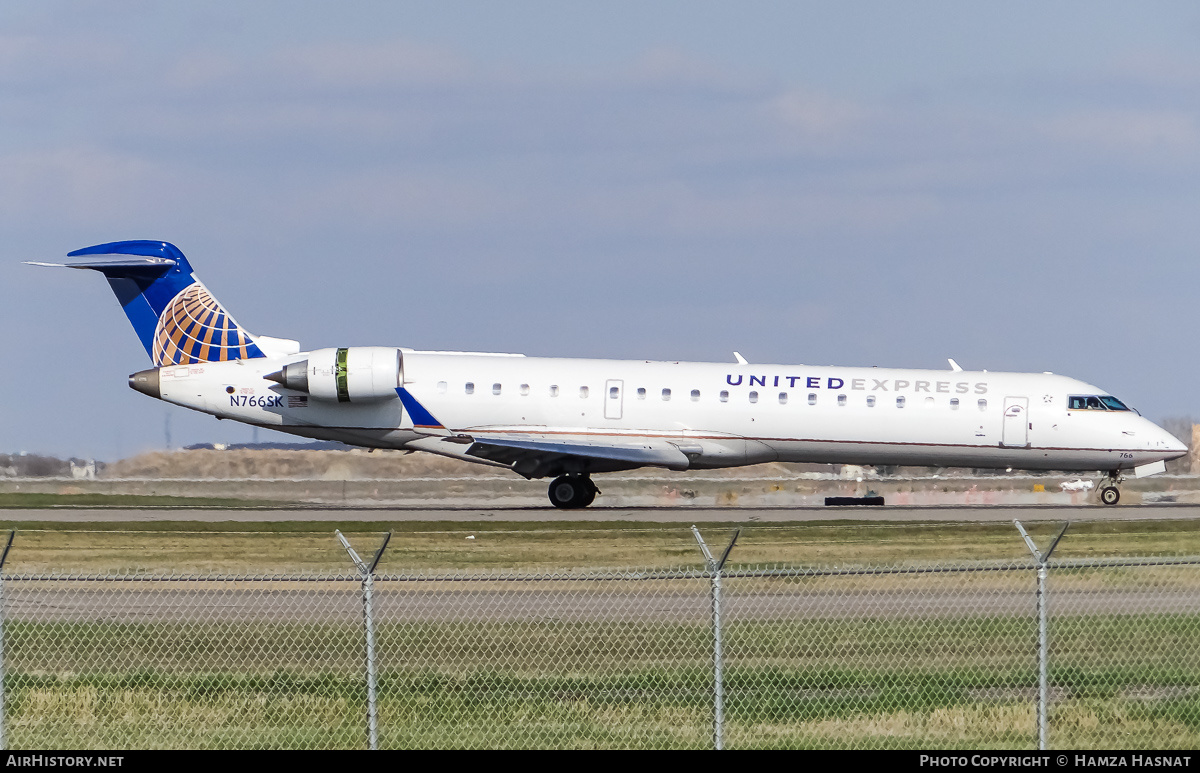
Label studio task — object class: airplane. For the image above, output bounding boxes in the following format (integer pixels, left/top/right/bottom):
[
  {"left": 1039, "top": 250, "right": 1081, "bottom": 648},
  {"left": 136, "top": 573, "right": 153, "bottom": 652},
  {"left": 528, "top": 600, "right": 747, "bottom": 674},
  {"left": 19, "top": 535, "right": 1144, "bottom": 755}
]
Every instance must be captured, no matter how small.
[{"left": 32, "top": 240, "right": 1187, "bottom": 508}]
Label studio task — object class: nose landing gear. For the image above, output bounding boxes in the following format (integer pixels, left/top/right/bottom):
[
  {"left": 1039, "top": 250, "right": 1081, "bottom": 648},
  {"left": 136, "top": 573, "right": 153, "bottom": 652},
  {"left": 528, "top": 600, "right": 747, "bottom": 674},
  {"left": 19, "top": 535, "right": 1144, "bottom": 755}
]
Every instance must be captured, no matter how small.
[
  {"left": 548, "top": 474, "right": 599, "bottom": 509},
  {"left": 1098, "top": 471, "right": 1123, "bottom": 506}
]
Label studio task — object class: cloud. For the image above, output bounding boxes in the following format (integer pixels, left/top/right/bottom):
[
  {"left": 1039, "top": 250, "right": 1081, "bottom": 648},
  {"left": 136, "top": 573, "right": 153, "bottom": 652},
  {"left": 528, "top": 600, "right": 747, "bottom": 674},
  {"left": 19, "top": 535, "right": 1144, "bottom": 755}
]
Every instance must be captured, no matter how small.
[
  {"left": 0, "top": 33, "right": 129, "bottom": 89},
  {"left": 269, "top": 39, "right": 473, "bottom": 90},
  {"left": 162, "top": 50, "right": 243, "bottom": 90},
  {"left": 0, "top": 146, "right": 164, "bottom": 225},
  {"left": 769, "top": 87, "right": 870, "bottom": 141},
  {"left": 278, "top": 169, "right": 526, "bottom": 228},
  {"left": 1042, "top": 108, "right": 1200, "bottom": 155}
]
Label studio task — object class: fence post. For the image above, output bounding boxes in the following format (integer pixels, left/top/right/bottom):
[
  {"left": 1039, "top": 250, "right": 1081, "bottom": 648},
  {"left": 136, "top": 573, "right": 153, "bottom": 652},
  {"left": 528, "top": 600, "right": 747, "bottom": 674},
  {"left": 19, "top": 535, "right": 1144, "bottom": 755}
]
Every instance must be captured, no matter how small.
[
  {"left": 337, "top": 530, "right": 391, "bottom": 751},
  {"left": 691, "top": 526, "right": 740, "bottom": 751},
  {"left": 1014, "top": 520, "right": 1068, "bottom": 751},
  {"left": 0, "top": 531, "right": 14, "bottom": 751}
]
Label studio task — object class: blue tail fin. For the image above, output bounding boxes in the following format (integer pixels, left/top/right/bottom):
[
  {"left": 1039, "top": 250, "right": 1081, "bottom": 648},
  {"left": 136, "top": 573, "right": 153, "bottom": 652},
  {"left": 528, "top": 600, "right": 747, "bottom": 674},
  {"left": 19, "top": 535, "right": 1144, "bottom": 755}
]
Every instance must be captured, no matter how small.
[{"left": 41, "top": 240, "right": 266, "bottom": 366}]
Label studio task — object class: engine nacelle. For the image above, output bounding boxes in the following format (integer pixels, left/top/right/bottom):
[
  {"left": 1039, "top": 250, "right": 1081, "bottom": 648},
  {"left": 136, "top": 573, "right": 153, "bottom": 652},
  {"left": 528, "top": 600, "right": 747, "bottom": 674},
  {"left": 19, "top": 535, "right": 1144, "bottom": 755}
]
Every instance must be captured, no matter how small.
[{"left": 267, "top": 347, "right": 401, "bottom": 403}]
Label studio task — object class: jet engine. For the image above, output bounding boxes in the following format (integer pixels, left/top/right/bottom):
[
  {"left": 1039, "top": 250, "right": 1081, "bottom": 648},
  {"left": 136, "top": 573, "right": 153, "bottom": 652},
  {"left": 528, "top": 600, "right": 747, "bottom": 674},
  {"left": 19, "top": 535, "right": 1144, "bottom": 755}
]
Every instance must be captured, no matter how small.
[{"left": 265, "top": 347, "right": 401, "bottom": 403}]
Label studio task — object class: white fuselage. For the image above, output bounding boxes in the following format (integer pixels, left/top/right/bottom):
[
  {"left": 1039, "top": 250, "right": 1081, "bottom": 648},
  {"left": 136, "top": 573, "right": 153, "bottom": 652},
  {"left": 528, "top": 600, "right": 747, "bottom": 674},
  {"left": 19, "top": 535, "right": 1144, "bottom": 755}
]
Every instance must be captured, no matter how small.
[{"left": 152, "top": 351, "right": 1185, "bottom": 474}]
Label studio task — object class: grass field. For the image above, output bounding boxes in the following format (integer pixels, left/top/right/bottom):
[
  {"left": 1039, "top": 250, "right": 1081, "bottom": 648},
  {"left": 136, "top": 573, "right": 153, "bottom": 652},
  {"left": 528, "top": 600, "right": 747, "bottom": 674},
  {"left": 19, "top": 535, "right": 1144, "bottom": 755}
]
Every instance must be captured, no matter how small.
[
  {"left": 1, "top": 516, "right": 1199, "bottom": 747},
  {"left": 4, "top": 613, "right": 1199, "bottom": 749},
  {"left": 0, "top": 518, "right": 1198, "bottom": 574}
]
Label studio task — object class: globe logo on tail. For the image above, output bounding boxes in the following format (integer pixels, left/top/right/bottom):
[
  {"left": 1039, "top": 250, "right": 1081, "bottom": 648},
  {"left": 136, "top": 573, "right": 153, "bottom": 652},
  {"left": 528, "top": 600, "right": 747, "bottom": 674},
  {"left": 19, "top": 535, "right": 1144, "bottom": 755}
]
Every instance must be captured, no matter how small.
[{"left": 152, "top": 282, "right": 259, "bottom": 366}]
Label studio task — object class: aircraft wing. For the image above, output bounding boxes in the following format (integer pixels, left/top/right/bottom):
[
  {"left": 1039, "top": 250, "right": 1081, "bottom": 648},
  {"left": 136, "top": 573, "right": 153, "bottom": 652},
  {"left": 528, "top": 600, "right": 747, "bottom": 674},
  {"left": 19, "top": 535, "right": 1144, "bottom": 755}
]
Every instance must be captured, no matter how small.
[
  {"left": 464, "top": 435, "right": 692, "bottom": 477},
  {"left": 395, "top": 387, "right": 693, "bottom": 477}
]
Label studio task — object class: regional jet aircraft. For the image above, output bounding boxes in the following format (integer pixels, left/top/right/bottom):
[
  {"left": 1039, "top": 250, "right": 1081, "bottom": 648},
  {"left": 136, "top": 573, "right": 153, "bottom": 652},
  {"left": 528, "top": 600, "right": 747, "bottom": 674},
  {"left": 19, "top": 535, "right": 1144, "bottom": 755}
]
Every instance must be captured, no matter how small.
[{"left": 33, "top": 241, "right": 1187, "bottom": 508}]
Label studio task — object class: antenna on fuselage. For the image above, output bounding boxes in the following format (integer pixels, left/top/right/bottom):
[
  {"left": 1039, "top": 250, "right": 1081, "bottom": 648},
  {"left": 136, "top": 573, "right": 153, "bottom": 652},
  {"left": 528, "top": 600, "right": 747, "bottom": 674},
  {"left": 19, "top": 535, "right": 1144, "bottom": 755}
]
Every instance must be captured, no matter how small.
[
  {"left": 733, "top": 352, "right": 748, "bottom": 365},
  {"left": 948, "top": 358, "right": 963, "bottom": 372}
]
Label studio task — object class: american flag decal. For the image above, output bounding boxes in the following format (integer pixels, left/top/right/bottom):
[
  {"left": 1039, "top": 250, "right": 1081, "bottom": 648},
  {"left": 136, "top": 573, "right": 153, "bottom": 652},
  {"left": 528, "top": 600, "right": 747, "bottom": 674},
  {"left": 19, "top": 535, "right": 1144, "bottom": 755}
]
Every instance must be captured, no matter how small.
[{"left": 288, "top": 395, "right": 308, "bottom": 408}]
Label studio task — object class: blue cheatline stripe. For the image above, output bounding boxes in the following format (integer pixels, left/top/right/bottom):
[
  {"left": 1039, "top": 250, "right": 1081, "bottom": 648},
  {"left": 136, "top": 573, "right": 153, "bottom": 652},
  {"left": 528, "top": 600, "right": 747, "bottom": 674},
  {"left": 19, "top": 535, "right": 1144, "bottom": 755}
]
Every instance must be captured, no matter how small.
[{"left": 396, "top": 388, "right": 445, "bottom": 429}]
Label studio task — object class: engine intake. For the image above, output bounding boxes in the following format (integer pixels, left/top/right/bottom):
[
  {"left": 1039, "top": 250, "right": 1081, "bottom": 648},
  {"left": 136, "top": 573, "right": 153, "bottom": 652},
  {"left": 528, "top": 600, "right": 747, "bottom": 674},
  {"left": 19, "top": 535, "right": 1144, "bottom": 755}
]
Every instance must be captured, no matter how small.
[{"left": 266, "top": 347, "right": 401, "bottom": 403}]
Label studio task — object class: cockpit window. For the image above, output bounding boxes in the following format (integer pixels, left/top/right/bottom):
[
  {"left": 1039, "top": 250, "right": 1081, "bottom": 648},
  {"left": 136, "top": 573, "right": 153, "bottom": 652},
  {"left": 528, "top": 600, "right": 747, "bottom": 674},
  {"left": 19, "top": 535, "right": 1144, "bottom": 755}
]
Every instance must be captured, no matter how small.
[{"left": 1068, "top": 394, "right": 1131, "bottom": 411}]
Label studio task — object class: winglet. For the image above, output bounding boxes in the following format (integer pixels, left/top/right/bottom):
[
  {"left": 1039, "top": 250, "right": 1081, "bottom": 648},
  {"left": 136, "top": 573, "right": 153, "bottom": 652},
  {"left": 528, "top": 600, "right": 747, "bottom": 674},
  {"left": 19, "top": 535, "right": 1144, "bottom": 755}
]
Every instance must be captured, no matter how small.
[{"left": 396, "top": 388, "right": 450, "bottom": 435}]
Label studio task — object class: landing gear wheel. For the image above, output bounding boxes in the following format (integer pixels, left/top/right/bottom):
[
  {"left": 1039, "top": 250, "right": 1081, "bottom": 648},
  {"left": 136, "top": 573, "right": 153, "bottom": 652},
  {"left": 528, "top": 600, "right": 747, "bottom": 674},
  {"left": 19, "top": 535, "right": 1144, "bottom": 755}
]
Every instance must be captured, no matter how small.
[
  {"left": 1099, "top": 486, "right": 1120, "bottom": 506},
  {"left": 548, "top": 475, "right": 597, "bottom": 509}
]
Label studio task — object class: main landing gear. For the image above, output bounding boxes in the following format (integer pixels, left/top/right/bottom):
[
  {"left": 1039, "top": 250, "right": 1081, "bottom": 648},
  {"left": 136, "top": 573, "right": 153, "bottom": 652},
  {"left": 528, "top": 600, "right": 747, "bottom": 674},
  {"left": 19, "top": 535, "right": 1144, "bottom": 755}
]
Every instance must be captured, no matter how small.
[
  {"left": 548, "top": 475, "right": 599, "bottom": 509},
  {"left": 1099, "top": 471, "right": 1122, "bottom": 506}
]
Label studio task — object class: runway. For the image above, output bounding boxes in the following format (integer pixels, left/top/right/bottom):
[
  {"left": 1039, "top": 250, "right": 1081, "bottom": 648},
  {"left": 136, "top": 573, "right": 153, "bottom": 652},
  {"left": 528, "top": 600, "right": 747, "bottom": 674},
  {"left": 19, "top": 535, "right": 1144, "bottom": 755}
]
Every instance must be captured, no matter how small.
[{"left": 4, "top": 503, "right": 1200, "bottom": 522}]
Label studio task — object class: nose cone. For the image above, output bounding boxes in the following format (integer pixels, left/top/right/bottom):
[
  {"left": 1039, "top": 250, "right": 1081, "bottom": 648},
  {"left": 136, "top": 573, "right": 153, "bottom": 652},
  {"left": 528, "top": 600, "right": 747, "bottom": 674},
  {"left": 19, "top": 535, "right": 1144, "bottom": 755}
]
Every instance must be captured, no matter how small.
[
  {"left": 1149, "top": 421, "right": 1189, "bottom": 460},
  {"left": 128, "top": 368, "right": 160, "bottom": 399}
]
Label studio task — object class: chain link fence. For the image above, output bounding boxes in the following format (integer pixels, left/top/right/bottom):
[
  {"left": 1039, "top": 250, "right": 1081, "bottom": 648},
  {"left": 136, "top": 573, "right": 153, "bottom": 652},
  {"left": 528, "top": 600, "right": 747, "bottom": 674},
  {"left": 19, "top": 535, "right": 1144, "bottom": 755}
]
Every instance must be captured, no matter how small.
[{"left": 0, "top": 526, "right": 1198, "bottom": 749}]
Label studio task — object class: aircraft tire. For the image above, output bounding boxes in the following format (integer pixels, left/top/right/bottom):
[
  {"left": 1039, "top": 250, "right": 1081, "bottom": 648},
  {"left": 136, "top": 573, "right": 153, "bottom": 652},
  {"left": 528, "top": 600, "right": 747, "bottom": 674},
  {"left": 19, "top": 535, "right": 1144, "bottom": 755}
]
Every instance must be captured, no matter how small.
[
  {"left": 549, "top": 476, "right": 584, "bottom": 509},
  {"left": 1099, "top": 486, "right": 1120, "bottom": 506},
  {"left": 548, "top": 476, "right": 598, "bottom": 509}
]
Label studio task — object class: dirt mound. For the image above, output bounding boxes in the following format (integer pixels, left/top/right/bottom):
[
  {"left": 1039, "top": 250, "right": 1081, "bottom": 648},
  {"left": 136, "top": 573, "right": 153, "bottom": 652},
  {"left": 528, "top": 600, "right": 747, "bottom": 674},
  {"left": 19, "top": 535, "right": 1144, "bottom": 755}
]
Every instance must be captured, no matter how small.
[
  {"left": 100, "top": 448, "right": 842, "bottom": 480},
  {"left": 102, "top": 449, "right": 492, "bottom": 479}
]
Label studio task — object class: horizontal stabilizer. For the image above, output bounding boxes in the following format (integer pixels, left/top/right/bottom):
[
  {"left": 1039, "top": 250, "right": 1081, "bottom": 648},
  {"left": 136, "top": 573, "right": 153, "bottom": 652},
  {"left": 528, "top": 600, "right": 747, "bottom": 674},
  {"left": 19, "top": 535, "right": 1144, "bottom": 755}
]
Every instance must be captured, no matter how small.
[
  {"left": 33, "top": 239, "right": 268, "bottom": 366},
  {"left": 27, "top": 257, "right": 176, "bottom": 273}
]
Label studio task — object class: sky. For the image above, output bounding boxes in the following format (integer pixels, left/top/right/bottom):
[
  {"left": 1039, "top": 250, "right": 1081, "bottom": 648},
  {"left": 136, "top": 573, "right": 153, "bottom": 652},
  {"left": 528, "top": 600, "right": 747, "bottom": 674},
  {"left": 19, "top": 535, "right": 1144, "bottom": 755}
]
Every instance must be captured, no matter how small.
[{"left": 3, "top": 1, "right": 1200, "bottom": 460}]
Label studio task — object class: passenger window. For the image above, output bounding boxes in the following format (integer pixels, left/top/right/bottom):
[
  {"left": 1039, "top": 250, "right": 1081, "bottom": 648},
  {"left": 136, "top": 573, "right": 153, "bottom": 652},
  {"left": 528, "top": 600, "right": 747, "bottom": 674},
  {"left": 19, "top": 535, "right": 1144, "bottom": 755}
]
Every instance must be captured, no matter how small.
[
  {"left": 662, "top": 388, "right": 671, "bottom": 401},
  {"left": 978, "top": 398, "right": 988, "bottom": 411},
  {"left": 719, "top": 390, "right": 729, "bottom": 402},
  {"left": 437, "top": 381, "right": 447, "bottom": 394},
  {"left": 867, "top": 396, "right": 876, "bottom": 408},
  {"left": 520, "top": 384, "right": 530, "bottom": 396},
  {"left": 580, "top": 386, "right": 589, "bottom": 398},
  {"left": 838, "top": 394, "right": 847, "bottom": 407},
  {"left": 778, "top": 392, "right": 788, "bottom": 404},
  {"left": 465, "top": 382, "right": 475, "bottom": 395},
  {"left": 492, "top": 383, "right": 501, "bottom": 395},
  {"left": 637, "top": 388, "right": 646, "bottom": 399},
  {"left": 808, "top": 393, "right": 817, "bottom": 405},
  {"left": 609, "top": 386, "right": 620, "bottom": 399},
  {"left": 749, "top": 391, "right": 759, "bottom": 404},
  {"left": 549, "top": 385, "right": 559, "bottom": 397},
  {"left": 950, "top": 398, "right": 959, "bottom": 409},
  {"left": 896, "top": 396, "right": 906, "bottom": 408},
  {"left": 925, "top": 396, "right": 934, "bottom": 405},
  {"left": 691, "top": 389, "right": 701, "bottom": 402}
]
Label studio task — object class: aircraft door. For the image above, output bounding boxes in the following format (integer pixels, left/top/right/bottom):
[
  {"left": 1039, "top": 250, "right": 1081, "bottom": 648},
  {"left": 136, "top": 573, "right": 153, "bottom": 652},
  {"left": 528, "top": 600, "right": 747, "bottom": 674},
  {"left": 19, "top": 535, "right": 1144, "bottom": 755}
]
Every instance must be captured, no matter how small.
[
  {"left": 1002, "top": 396, "right": 1030, "bottom": 448},
  {"left": 604, "top": 379, "right": 624, "bottom": 420}
]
